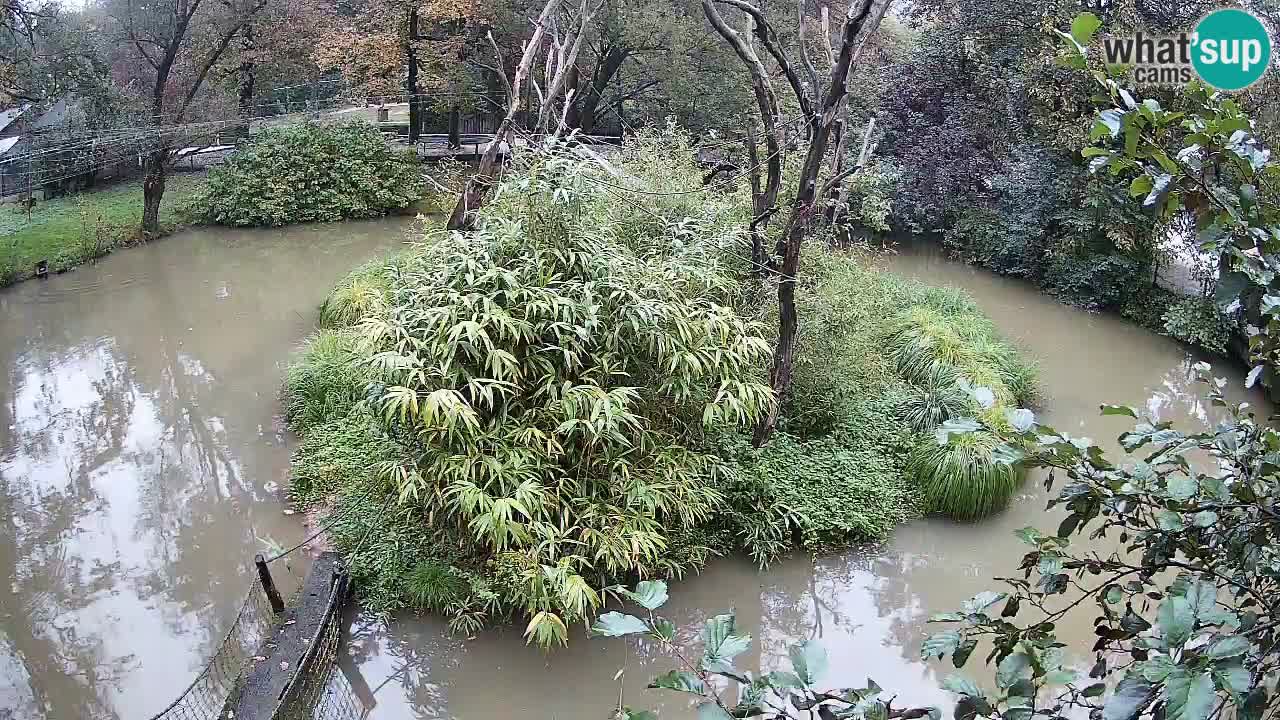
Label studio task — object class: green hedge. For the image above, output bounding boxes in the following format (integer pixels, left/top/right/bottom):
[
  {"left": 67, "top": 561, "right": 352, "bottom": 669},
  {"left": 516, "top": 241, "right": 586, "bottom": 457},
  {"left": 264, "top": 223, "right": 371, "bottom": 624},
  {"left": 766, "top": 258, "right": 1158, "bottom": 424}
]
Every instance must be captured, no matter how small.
[{"left": 191, "top": 121, "right": 425, "bottom": 227}]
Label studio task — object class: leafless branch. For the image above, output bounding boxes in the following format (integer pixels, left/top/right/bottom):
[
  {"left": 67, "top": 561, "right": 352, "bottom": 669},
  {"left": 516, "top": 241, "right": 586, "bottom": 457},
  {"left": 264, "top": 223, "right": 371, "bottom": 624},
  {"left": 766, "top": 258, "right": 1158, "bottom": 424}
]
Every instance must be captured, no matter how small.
[
  {"left": 797, "top": 0, "right": 821, "bottom": 97},
  {"left": 535, "top": 0, "right": 603, "bottom": 134},
  {"left": 177, "top": 0, "right": 267, "bottom": 120},
  {"left": 448, "top": 0, "right": 567, "bottom": 230},
  {"left": 485, "top": 31, "right": 512, "bottom": 103},
  {"left": 819, "top": 116, "right": 875, "bottom": 200},
  {"left": 713, "top": 0, "right": 813, "bottom": 120},
  {"left": 821, "top": 6, "right": 835, "bottom": 63},
  {"left": 702, "top": 0, "right": 785, "bottom": 272}
]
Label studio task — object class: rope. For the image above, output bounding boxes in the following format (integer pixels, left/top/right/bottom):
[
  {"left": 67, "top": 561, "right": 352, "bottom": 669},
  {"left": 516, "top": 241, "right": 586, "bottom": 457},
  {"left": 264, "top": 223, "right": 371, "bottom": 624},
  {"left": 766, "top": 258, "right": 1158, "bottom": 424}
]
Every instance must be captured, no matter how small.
[{"left": 264, "top": 491, "right": 395, "bottom": 564}]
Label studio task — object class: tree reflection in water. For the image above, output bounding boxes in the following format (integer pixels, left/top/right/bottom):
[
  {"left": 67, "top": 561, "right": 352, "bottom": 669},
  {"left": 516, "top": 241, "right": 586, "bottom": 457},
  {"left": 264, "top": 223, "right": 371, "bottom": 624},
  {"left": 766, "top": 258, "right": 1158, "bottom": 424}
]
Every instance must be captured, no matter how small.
[{"left": 0, "top": 219, "right": 406, "bottom": 720}]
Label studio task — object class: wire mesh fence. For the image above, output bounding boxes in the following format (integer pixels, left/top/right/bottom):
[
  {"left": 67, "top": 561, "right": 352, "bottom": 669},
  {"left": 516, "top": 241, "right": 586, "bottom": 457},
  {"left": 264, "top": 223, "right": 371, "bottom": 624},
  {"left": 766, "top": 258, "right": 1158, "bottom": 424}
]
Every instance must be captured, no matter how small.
[
  {"left": 145, "top": 578, "right": 277, "bottom": 720},
  {"left": 274, "top": 605, "right": 371, "bottom": 720},
  {"left": 0, "top": 90, "right": 506, "bottom": 195},
  {"left": 144, "top": 563, "right": 369, "bottom": 720},
  {"left": 309, "top": 660, "right": 373, "bottom": 720}
]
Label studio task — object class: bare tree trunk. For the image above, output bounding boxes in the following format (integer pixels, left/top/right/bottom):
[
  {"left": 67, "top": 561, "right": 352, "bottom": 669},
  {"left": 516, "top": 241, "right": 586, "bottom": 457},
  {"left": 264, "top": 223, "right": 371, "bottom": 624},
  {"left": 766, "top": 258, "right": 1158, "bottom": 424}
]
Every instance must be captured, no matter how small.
[
  {"left": 447, "top": 0, "right": 566, "bottom": 231},
  {"left": 833, "top": 117, "right": 877, "bottom": 243},
  {"left": 702, "top": 0, "right": 784, "bottom": 264},
  {"left": 821, "top": 106, "right": 848, "bottom": 227},
  {"left": 124, "top": 0, "right": 267, "bottom": 237},
  {"left": 407, "top": 10, "right": 421, "bottom": 143},
  {"left": 237, "top": 24, "right": 255, "bottom": 119},
  {"left": 752, "top": 147, "right": 820, "bottom": 447},
  {"left": 448, "top": 106, "right": 462, "bottom": 148},
  {"left": 824, "top": 115, "right": 875, "bottom": 235},
  {"left": 534, "top": 0, "right": 599, "bottom": 135},
  {"left": 564, "top": 65, "right": 581, "bottom": 128},
  {"left": 577, "top": 43, "right": 628, "bottom": 133},
  {"left": 744, "top": 116, "right": 769, "bottom": 275},
  {"left": 141, "top": 149, "right": 168, "bottom": 237},
  {"left": 743, "top": 0, "right": 891, "bottom": 447}
]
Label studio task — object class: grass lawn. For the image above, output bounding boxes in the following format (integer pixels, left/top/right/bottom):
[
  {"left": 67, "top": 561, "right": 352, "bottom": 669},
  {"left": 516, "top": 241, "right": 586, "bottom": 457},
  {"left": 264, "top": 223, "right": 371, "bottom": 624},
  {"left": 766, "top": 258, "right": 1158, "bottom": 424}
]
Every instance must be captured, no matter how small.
[{"left": 0, "top": 173, "right": 205, "bottom": 287}]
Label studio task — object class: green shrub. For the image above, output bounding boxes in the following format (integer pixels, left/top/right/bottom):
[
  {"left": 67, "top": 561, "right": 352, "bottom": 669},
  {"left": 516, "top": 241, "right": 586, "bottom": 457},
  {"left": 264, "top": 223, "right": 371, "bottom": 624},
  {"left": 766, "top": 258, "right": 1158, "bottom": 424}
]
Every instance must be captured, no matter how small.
[
  {"left": 282, "top": 330, "right": 374, "bottom": 434},
  {"left": 285, "top": 138, "right": 770, "bottom": 645},
  {"left": 993, "top": 350, "right": 1040, "bottom": 408},
  {"left": 1162, "top": 296, "right": 1234, "bottom": 354},
  {"left": 289, "top": 409, "right": 393, "bottom": 504},
  {"left": 885, "top": 306, "right": 985, "bottom": 386},
  {"left": 783, "top": 250, "right": 912, "bottom": 435},
  {"left": 898, "top": 363, "right": 973, "bottom": 432},
  {"left": 780, "top": 250, "right": 1036, "bottom": 529},
  {"left": 755, "top": 249, "right": 1036, "bottom": 539},
  {"left": 841, "top": 161, "right": 897, "bottom": 234},
  {"left": 559, "top": 123, "right": 751, "bottom": 257},
  {"left": 717, "top": 397, "right": 917, "bottom": 560},
  {"left": 971, "top": 336, "right": 1040, "bottom": 407},
  {"left": 284, "top": 136, "right": 1037, "bottom": 642},
  {"left": 191, "top": 121, "right": 425, "bottom": 227},
  {"left": 909, "top": 429, "right": 1025, "bottom": 520},
  {"left": 1120, "top": 285, "right": 1178, "bottom": 333},
  {"left": 943, "top": 207, "right": 1043, "bottom": 279},
  {"left": 876, "top": 287, "right": 1035, "bottom": 520},
  {"left": 1042, "top": 252, "right": 1143, "bottom": 311},
  {"left": 420, "top": 157, "right": 469, "bottom": 215},
  {"left": 0, "top": 255, "right": 17, "bottom": 286},
  {"left": 318, "top": 259, "right": 395, "bottom": 329},
  {"left": 917, "top": 285, "right": 981, "bottom": 316},
  {"left": 883, "top": 303, "right": 1038, "bottom": 407}
]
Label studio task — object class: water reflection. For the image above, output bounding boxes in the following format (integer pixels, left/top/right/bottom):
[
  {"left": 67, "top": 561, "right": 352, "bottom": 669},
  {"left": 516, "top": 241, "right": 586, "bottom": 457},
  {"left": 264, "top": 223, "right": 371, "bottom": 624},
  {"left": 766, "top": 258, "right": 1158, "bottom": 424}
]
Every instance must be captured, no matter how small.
[
  {"left": 0, "top": 218, "right": 409, "bottom": 719},
  {"left": 346, "top": 244, "right": 1271, "bottom": 720},
  {"left": 344, "top": 553, "right": 956, "bottom": 720}
]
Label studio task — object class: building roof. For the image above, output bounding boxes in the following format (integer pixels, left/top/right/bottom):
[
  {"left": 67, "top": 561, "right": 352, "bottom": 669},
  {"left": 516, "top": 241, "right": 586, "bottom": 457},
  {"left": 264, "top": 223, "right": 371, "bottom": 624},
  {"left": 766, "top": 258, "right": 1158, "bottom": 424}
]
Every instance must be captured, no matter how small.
[
  {"left": 0, "top": 136, "right": 19, "bottom": 156},
  {"left": 0, "top": 104, "right": 32, "bottom": 134},
  {"left": 30, "top": 99, "right": 82, "bottom": 130}
]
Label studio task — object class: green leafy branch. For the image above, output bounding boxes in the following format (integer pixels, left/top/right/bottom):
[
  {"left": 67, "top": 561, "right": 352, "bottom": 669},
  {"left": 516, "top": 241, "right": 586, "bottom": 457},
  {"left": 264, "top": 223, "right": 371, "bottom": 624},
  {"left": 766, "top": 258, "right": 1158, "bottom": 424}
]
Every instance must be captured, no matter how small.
[
  {"left": 1057, "top": 12, "right": 1280, "bottom": 385},
  {"left": 927, "top": 361, "right": 1280, "bottom": 720},
  {"left": 595, "top": 580, "right": 942, "bottom": 720}
]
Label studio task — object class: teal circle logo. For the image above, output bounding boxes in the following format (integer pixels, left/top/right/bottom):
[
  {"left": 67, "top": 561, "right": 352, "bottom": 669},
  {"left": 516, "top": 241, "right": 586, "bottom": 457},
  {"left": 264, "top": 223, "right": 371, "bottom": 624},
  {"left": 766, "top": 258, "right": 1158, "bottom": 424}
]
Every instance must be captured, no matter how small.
[{"left": 1192, "top": 9, "right": 1272, "bottom": 91}]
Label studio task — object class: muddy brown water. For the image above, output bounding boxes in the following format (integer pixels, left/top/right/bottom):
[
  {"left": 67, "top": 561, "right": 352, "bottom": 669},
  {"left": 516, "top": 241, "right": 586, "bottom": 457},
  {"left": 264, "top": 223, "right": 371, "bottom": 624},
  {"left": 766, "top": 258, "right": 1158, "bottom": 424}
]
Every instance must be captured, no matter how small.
[
  {"left": 0, "top": 233, "right": 1269, "bottom": 720},
  {"left": 0, "top": 218, "right": 410, "bottom": 720}
]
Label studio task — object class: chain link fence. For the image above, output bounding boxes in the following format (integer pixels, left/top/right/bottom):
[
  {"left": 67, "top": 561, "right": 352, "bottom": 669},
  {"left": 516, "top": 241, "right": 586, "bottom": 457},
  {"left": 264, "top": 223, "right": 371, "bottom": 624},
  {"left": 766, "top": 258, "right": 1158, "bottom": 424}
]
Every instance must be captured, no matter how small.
[
  {"left": 145, "top": 578, "right": 277, "bottom": 720},
  {"left": 144, "top": 566, "right": 371, "bottom": 720},
  {"left": 275, "top": 607, "right": 371, "bottom": 720},
  {"left": 274, "top": 569, "right": 370, "bottom": 720}
]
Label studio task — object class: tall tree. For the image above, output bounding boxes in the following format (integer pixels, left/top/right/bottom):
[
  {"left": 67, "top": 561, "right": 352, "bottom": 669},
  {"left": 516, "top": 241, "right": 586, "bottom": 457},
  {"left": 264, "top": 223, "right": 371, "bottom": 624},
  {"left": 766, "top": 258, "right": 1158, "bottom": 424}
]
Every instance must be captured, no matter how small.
[
  {"left": 103, "top": 0, "right": 267, "bottom": 235},
  {"left": 562, "top": 0, "right": 675, "bottom": 133},
  {"left": 407, "top": 7, "right": 420, "bottom": 140},
  {"left": 703, "top": 0, "right": 892, "bottom": 445},
  {"left": 311, "top": 0, "right": 498, "bottom": 140},
  {"left": 218, "top": 0, "right": 327, "bottom": 117},
  {"left": 1, "top": 0, "right": 108, "bottom": 107},
  {"left": 446, "top": 0, "right": 599, "bottom": 231},
  {"left": 309, "top": 0, "right": 409, "bottom": 97}
]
